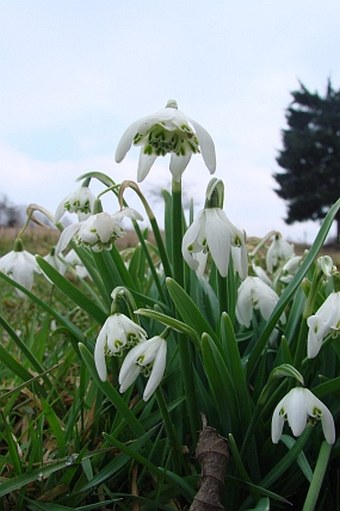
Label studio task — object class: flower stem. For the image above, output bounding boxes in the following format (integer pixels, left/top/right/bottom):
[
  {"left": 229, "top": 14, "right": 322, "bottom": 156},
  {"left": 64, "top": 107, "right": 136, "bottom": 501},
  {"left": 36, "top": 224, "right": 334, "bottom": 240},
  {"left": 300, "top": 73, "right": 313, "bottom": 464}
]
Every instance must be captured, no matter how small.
[
  {"left": 293, "top": 318, "right": 308, "bottom": 369},
  {"left": 171, "top": 179, "right": 184, "bottom": 286},
  {"left": 302, "top": 441, "right": 332, "bottom": 511},
  {"left": 217, "top": 272, "right": 228, "bottom": 315},
  {"left": 155, "top": 387, "right": 183, "bottom": 474},
  {"left": 171, "top": 178, "right": 199, "bottom": 442}
]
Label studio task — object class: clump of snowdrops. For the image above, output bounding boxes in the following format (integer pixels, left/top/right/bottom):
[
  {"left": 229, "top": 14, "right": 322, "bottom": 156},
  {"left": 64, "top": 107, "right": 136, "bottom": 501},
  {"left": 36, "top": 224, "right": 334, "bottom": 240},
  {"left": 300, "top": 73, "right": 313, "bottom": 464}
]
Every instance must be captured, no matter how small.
[{"left": 0, "top": 100, "right": 339, "bottom": 510}]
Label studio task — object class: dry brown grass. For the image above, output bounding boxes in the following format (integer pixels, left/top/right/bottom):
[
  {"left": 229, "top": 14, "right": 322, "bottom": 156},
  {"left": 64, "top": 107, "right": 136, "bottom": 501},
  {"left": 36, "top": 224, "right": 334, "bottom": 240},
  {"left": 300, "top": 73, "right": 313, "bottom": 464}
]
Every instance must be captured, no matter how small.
[
  {"left": 0, "top": 226, "right": 60, "bottom": 256},
  {"left": 1, "top": 227, "right": 339, "bottom": 266}
]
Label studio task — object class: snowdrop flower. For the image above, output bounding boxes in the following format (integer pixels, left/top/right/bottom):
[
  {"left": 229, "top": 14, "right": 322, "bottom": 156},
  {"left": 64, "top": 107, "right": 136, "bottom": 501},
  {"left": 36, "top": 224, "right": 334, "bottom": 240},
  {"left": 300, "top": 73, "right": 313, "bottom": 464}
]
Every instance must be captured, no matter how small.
[
  {"left": 119, "top": 336, "right": 167, "bottom": 401},
  {"left": 43, "top": 248, "right": 67, "bottom": 274},
  {"left": 56, "top": 208, "right": 142, "bottom": 254},
  {"left": 0, "top": 247, "right": 40, "bottom": 297},
  {"left": 307, "top": 291, "right": 340, "bottom": 358},
  {"left": 279, "top": 255, "right": 303, "bottom": 284},
  {"left": 271, "top": 387, "right": 335, "bottom": 445},
  {"left": 266, "top": 233, "right": 294, "bottom": 274},
  {"left": 94, "top": 313, "right": 147, "bottom": 381},
  {"left": 182, "top": 208, "right": 247, "bottom": 278},
  {"left": 252, "top": 263, "right": 273, "bottom": 287},
  {"left": 115, "top": 100, "right": 216, "bottom": 182},
  {"left": 236, "top": 276, "right": 285, "bottom": 328},
  {"left": 63, "top": 249, "right": 90, "bottom": 279},
  {"left": 317, "top": 255, "right": 335, "bottom": 278},
  {"left": 55, "top": 186, "right": 96, "bottom": 223}
]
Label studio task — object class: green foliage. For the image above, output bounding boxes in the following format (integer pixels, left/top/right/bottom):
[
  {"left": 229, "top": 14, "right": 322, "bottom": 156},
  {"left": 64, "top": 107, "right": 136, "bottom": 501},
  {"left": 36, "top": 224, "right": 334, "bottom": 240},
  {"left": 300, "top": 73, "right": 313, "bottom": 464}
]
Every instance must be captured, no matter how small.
[{"left": 0, "top": 173, "right": 339, "bottom": 509}]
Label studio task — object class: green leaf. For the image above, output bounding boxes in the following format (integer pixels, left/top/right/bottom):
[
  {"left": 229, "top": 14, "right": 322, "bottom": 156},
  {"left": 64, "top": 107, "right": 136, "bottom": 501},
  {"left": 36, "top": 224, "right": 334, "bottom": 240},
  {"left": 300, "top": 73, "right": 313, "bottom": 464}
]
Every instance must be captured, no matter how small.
[
  {"left": 135, "top": 308, "right": 199, "bottom": 343},
  {"left": 103, "top": 432, "right": 196, "bottom": 501},
  {"left": 243, "top": 497, "right": 270, "bottom": 511},
  {"left": 37, "top": 256, "right": 107, "bottom": 324},
  {"left": 78, "top": 343, "right": 145, "bottom": 437},
  {"left": 220, "top": 313, "right": 253, "bottom": 425},
  {"left": 201, "top": 333, "right": 238, "bottom": 432},
  {"left": 260, "top": 426, "right": 313, "bottom": 489},
  {"left": 247, "top": 197, "right": 340, "bottom": 377},
  {"left": 281, "top": 434, "right": 313, "bottom": 482},
  {"left": 0, "top": 313, "right": 46, "bottom": 376},
  {"left": 0, "top": 459, "right": 67, "bottom": 498},
  {"left": 166, "top": 277, "right": 217, "bottom": 341}
]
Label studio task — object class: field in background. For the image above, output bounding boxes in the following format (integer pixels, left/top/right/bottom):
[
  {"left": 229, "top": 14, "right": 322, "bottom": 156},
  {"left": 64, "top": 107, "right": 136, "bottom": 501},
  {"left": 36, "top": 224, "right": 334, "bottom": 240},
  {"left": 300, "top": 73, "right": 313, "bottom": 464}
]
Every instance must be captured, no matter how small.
[{"left": 1, "top": 226, "right": 339, "bottom": 265}]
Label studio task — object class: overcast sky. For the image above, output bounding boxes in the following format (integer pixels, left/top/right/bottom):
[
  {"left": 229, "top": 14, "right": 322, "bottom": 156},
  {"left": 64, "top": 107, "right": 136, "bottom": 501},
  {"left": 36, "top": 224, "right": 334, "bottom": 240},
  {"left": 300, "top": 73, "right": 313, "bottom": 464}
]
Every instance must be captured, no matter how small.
[{"left": 1, "top": 0, "right": 339, "bottom": 243}]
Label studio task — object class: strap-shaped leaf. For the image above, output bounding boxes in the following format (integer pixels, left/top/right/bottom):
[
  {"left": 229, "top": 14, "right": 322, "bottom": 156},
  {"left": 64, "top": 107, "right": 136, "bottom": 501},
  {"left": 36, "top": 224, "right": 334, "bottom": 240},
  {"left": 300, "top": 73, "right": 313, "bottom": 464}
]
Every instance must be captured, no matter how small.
[{"left": 37, "top": 256, "right": 107, "bottom": 324}]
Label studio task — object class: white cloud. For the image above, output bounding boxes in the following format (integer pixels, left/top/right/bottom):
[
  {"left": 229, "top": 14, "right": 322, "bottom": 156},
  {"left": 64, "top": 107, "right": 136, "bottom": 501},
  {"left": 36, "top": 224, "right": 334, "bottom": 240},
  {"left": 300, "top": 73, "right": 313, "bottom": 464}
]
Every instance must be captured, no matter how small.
[{"left": 0, "top": 0, "right": 339, "bottom": 245}]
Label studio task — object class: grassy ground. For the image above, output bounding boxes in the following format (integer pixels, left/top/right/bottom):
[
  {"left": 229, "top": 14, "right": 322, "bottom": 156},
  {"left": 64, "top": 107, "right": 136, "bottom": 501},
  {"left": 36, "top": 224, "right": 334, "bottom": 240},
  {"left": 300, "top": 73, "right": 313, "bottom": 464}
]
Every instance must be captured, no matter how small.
[
  {"left": 1, "top": 226, "right": 339, "bottom": 262},
  {"left": 0, "top": 225, "right": 339, "bottom": 509}
]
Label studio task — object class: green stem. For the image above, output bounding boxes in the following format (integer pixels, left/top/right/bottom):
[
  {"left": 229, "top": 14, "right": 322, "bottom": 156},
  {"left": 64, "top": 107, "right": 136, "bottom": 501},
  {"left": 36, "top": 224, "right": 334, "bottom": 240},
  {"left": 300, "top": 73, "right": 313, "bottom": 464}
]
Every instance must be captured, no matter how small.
[
  {"left": 171, "top": 178, "right": 199, "bottom": 442},
  {"left": 156, "top": 388, "right": 183, "bottom": 474},
  {"left": 302, "top": 441, "right": 332, "bottom": 511},
  {"left": 217, "top": 272, "right": 228, "bottom": 315},
  {"left": 293, "top": 319, "right": 308, "bottom": 369},
  {"left": 261, "top": 425, "right": 313, "bottom": 489},
  {"left": 172, "top": 179, "right": 184, "bottom": 286}
]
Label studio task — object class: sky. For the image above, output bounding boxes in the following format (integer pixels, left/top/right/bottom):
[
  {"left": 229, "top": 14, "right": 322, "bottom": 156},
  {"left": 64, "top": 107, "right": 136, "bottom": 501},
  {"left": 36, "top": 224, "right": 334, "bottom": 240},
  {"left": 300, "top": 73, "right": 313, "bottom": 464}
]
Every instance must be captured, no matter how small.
[{"left": 1, "top": 0, "right": 340, "bottom": 243}]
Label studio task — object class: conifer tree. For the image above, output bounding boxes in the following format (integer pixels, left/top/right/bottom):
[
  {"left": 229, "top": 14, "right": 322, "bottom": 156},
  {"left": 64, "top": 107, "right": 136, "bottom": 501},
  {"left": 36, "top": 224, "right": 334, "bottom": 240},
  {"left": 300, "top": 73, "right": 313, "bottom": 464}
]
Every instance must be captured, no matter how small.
[{"left": 274, "top": 80, "right": 340, "bottom": 242}]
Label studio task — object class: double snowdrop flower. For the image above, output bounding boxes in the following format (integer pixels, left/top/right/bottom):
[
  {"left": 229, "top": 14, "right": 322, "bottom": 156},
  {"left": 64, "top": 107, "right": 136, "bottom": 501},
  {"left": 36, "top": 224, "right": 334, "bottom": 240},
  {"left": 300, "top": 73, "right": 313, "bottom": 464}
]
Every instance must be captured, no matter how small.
[
  {"left": 94, "top": 312, "right": 167, "bottom": 400},
  {"left": 56, "top": 208, "right": 142, "bottom": 254},
  {"left": 55, "top": 185, "right": 96, "bottom": 223},
  {"left": 118, "top": 336, "right": 167, "bottom": 401},
  {"left": 182, "top": 208, "right": 247, "bottom": 279},
  {"left": 271, "top": 387, "right": 335, "bottom": 445},
  {"left": 266, "top": 233, "right": 294, "bottom": 274},
  {"left": 63, "top": 249, "right": 90, "bottom": 279},
  {"left": 0, "top": 245, "right": 40, "bottom": 297},
  {"left": 115, "top": 100, "right": 216, "bottom": 182},
  {"left": 236, "top": 276, "right": 285, "bottom": 328},
  {"left": 279, "top": 255, "right": 302, "bottom": 284},
  {"left": 42, "top": 247, "right": 67, "bottom": 283},
  {"left": 307, "top": 291, "right": 340, "bottom": 358},
  {"left": 94, "top": 313, "right": 148, "bottom": 381}
]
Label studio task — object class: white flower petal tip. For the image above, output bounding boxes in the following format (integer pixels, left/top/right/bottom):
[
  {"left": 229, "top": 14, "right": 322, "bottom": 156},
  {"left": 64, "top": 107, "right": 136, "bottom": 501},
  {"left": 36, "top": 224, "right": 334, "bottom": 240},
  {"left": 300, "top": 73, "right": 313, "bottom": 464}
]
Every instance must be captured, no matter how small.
[
  {"left": 0, "top": 249, "right": 40, "bottom": 297},
  {"left": 271, "top": 387, "right": 336, "bottom": 445},
  {"left": 115, "top": 101, "right": 216, "bottom": 181},
  {"left": 55, "top": 208, "right": 142, "bottom": 253},
  {"left": 94, "top": 314, "right": 147, "bottom": 382},
  {"left": 181, "top": 208, "right": 247, "bottom": 279},
  {"left": 306, "top": 292, "right": 340, "bottom": 359},
  {"left": 118, "top": 336, "right": 167, "bottom": 401},
  {"left": 266, "top": 233, "right": 295, "bottom": 274},
  {"left": 55, "top": 186, "right": 96, "bottom": 223},
  {"left": 236, "top": 276, "right": 284, "bottom": 328}
]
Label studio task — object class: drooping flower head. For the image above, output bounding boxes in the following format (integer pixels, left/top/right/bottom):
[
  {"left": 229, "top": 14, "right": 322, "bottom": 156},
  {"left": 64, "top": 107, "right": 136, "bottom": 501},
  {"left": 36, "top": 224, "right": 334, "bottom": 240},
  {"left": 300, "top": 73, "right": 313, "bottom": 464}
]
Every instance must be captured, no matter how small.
[
  {"left": 271, "top": 387, "right": 335, "bottom": 445},
  {"left": 266, "top": 233, "right": 294, "bottom": 274},
  {"left": 182, "top": 208, "right": 247, "bottom": 279},
  {"left": 115, "top": 100, "right": 216, "bottom": 182},
  {"left": 307, "top": 291, "right": 340, "bottom": 358},
  {"left": 279, "top": 255, "right": 303, "bottom": 284},
  {"left": 55, "top": 185, "right": 96, "bottom": 223},
  {"left": 236, "top": 276, "right": 285, "bottom": 328},
  {"left": 42, "top": 247, "right": 67, "bottom": 282},
  {"left": 118, "top": 336, "right": 167, "bottom": 401},
  {"left": 56, "top": 207, "right": 143, "bottom": 254},
  {"left": 182, "top": 179, "right": 247, "bottom": 278},
  {"left": 0, "top": 239, "right": 40, "bottom": 297},
  {"left": 94, "top": 313, "right": 148, "bottom": 381},
  {"left": 62, "top": 249, "right": 90, "bottom": 279}
]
